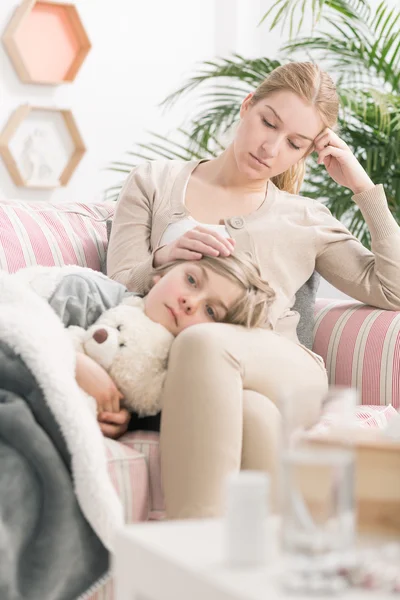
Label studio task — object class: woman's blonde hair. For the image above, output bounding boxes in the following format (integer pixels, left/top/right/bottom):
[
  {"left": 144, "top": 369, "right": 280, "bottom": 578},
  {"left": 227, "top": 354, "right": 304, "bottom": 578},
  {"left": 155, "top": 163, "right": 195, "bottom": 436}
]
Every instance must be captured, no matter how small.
[
  {"left": 251, "top": 62, "right": 339, "bottom": 194},
  {"left": 153, "top": 253, "right": 276, "bottom": 328}
]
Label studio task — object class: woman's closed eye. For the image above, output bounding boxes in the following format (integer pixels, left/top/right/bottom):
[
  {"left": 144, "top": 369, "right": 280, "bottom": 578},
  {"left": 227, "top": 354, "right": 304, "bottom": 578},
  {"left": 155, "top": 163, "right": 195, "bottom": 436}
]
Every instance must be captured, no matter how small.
[
  {"left": 262, "top": 117, "right": 275, "bottom": 129},
  {"left": 288, "top": 140, "right": 301, "bottom": 151},
  {"left": 262, "top": 117, "right": 301, "bottom": 151}
]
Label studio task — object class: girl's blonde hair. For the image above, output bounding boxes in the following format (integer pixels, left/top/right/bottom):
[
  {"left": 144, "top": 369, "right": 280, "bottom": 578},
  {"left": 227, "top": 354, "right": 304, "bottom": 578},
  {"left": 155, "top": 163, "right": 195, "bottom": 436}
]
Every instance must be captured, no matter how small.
[
  {"left": 153, "top": 253, "right": 276, "bottom": 328},
  {"left": 251, "top": 62, "right": 339, "bottom": 194}
]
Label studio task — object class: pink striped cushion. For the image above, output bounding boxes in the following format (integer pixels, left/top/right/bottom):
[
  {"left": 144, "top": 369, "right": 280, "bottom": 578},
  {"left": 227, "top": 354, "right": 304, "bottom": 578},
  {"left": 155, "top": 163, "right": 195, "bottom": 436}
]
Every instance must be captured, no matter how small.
[
  {"left": 79, "top": 440, "right": 149, "bottom": 600},
  {"left": 89, "top": 434, "right": 164, "bottom": 600},
  {"left": 314, "top": 299, "right": 400, "bottom": 408},
  {"left": 0, "top": 200, "right": 114, "bottom": 273},
  {"left": 105, "top": 432, "right": 165, "bottom": 522},
  {"left": 105, "top": 438, "right": 150, "bottom": 523},
  {"left": 119, "top": 431, "right": 165, "bottom": 520}
]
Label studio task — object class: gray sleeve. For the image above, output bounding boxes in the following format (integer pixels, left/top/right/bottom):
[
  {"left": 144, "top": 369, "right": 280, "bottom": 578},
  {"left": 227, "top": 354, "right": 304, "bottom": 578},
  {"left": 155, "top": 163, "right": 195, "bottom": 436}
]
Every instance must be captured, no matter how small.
[{"left": 48, "top": 273, "right": 129, "bottom": 328}]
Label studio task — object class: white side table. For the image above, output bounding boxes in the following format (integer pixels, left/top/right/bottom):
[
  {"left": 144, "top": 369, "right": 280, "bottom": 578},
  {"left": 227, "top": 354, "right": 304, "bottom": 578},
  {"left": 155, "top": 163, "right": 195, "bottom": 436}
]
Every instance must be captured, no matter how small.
[{"left": 114, "top": 518, "right": 383, "bottom": 600}]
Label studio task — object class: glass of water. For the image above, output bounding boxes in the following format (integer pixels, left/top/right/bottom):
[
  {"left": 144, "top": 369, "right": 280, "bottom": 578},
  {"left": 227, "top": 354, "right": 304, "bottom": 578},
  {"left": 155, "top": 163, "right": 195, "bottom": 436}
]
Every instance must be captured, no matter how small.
[{"left": 279, "top": 386, "right": 357, "bottom": 594}]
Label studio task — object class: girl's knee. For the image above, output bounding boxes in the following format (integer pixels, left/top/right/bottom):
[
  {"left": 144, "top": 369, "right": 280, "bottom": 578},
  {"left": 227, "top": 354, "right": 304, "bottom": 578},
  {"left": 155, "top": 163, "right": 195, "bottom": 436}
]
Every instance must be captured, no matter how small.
[{"left": 170, "top": 323, "right": 231, "bottom": 362}]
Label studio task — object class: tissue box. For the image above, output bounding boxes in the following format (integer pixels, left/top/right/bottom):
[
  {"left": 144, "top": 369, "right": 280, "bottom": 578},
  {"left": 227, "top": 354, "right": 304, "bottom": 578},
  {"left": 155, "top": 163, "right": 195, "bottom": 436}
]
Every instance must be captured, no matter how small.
[
  {"left": 306, "top": 432, "right": 400, "bottom": 537},
  {"left": 354, "top": 436, "right": 400, "bottom": 536}
]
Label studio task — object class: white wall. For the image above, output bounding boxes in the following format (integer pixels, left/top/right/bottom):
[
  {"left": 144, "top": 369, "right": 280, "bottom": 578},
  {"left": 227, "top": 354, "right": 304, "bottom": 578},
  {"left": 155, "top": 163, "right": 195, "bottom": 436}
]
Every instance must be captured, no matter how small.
[{"left": 0, "top": 0, "right": 216, "bottom": 203}]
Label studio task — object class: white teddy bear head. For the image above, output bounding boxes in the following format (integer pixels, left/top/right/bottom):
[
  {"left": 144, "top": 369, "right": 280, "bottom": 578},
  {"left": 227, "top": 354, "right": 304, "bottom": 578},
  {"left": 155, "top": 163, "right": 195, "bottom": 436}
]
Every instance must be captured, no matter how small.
[{"left": 70, "top": 296, "right": 174, "bottom": 416}]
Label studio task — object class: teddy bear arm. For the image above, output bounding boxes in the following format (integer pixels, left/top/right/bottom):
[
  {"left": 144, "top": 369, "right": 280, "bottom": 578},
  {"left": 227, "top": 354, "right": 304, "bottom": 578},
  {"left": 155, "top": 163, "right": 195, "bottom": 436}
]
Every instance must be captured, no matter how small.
[{"left": 122, "top": 370, "right": 167, "bottom": 417}]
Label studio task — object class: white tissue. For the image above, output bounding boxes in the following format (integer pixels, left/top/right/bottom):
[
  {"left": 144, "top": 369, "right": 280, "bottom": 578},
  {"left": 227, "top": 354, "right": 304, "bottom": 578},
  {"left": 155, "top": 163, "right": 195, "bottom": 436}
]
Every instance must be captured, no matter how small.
[{"left": 383, "top": 411, "right": 400, "bottom": 440}]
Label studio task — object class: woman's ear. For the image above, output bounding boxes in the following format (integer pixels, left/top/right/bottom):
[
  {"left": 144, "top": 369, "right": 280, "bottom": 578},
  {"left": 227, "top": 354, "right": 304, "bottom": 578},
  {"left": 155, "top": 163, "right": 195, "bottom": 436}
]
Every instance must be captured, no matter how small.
[{"left": 239, "top": 92, "right": 254, "bottom": 118}]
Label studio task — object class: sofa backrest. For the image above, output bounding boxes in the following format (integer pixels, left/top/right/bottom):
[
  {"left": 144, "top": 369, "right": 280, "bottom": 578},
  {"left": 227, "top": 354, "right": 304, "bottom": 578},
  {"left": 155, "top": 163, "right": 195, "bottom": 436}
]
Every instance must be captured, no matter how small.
[{"left": 0, "top": 200, "right": 114, "bottom": 274}]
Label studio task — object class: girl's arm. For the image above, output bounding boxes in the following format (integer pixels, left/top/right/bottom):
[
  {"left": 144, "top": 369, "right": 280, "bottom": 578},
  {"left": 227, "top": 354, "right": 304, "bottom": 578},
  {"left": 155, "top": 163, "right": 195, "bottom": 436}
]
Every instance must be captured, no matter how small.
[
  {"left": 75, "top": 352, "right": 123, "bottom": 414},
  {"left": 76, "top": 353, "right": 131, "bottom": 438}
]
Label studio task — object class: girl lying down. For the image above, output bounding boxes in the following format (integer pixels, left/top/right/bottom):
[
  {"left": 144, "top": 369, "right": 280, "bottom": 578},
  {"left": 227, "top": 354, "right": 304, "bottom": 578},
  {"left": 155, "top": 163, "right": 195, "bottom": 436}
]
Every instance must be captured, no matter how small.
[{"left": 14, "top": 253, "right": 275, "bottom": 436}]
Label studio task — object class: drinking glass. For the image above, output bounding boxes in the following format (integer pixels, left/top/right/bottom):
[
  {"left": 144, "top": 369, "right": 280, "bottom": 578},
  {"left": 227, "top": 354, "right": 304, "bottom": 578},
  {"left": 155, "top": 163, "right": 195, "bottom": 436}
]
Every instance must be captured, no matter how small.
[{"left": 279, "top": 386, "right": 358, "bottom": 594}]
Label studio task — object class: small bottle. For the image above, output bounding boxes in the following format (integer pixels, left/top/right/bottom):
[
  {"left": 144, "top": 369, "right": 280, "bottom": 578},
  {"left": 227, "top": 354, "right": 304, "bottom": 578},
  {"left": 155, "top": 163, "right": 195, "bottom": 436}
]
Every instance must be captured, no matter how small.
[{"left": 224, "top": 470, "right": 270, "bottom": 567}]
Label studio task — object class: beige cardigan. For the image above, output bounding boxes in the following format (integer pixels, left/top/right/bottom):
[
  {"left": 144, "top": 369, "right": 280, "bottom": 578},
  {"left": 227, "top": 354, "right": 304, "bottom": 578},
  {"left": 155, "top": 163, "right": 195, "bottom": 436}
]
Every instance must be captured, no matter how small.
[{"left": 107, "top": 159, "right": 400, "bottom": 343}]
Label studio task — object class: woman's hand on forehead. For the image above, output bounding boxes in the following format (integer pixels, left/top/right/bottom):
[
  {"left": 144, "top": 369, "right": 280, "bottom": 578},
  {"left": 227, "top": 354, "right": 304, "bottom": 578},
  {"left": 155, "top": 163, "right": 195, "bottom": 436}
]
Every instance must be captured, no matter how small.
[
  {"left": 313, "top": 127, "right": 374, "bottom": 195},
  {"left": 154, "top": 226, "right": 236, "bottom": 268}
]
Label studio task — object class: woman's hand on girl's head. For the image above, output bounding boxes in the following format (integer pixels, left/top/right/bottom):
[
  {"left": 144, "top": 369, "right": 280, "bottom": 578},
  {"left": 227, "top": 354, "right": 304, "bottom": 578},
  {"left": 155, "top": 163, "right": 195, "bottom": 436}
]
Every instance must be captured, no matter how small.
[
  {"left": 153, "top": 226, "right": 236, "bottom": 267},
  {"left": 314, "top": 128, "right": 374, "bottom": 195}
]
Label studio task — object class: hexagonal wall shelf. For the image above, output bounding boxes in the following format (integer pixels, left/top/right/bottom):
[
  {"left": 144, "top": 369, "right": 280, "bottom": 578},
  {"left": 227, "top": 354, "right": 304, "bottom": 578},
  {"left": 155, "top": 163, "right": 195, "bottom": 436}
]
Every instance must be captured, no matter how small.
[
  {"left": 0, "top": 105, "right": 86, "bottom": 188},
  {"left": 2, "top": 0, "right": 91, "bottom": 85}
]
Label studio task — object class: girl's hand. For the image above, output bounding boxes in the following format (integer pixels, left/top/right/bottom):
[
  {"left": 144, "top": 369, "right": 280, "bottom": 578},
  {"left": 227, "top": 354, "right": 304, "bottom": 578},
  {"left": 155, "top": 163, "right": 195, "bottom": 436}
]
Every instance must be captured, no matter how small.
[
  {"left": 153, "top": 226, "right": 236, "bottom": 267},
  {"left": 314, "top": 128, "right": 375, "bottom": 195},
  {"left": 75, "top": 352, "right": 123, "bottom": 414},
  {"left": 98, "top": 409, "right": 131, "bottom": 439}
]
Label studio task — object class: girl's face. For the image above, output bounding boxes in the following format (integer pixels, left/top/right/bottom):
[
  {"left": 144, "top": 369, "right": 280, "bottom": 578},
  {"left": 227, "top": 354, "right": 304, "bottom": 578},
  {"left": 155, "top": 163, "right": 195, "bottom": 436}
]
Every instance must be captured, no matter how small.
[
  {"left": 234, "top": 90, "right": 324, "bottom": 181},
  {"left": 144, "top": 262, "right": 242, "bottom": 336}
]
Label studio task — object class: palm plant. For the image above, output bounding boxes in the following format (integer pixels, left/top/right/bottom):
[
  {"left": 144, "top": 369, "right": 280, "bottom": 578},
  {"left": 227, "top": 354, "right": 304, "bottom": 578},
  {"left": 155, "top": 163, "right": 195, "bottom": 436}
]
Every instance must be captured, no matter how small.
[{"left": 108, "top": 0, "right": 400, "bottom": 248}]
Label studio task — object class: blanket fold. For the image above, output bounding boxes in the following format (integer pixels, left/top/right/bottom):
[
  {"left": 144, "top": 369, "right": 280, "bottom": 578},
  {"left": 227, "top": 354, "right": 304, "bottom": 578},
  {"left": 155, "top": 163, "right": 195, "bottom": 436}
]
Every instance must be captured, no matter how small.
[{"left": 0, "top": 271, "right": 124, "bottom": 599}]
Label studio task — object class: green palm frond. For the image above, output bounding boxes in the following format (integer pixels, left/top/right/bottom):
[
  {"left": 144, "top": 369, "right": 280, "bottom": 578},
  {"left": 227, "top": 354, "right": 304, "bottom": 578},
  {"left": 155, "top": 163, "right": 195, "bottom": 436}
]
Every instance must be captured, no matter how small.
[
  {"left": 338, "top": 88, "right": 399, "bottom": 132},
  {"left": 280, "top": 1, "right": 400, "bottom": 91},
  {"left": 260, "top": 0, "right": 371, "bottom": 37},
  {"left": 162, "top": 56, "right": 280, "bottom": 110},
  {"left": 185, "top": 103, "right": 239, "bottom": 152},
  {"left": 302, "top": 85, "right": 400, "bottom": 242},
  {"left": 105, "top": 130, "right": 218, "bottom": 202}
]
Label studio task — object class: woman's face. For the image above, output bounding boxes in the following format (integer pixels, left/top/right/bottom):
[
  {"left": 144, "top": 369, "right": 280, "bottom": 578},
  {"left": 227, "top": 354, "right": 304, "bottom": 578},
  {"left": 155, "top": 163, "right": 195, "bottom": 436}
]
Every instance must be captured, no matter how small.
[{"left": 233, "top": 90, "right": 325, "bottom": 181}]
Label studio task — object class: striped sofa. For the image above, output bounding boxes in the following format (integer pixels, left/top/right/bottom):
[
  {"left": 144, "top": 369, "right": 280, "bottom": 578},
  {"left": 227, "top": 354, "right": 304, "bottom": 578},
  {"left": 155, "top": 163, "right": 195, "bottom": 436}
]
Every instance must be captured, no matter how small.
[
  {"left": 314, "top": 299, "right": 400, "bottom": 409},
  {"left": 1, "top": 199, "right": 399, "bottom": 599}
]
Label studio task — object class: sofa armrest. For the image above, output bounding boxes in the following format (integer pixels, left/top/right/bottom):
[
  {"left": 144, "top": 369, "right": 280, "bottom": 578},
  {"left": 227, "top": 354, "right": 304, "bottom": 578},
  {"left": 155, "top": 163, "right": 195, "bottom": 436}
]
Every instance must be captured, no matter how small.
[{"left": 313, "top": 298, "right": 400, "bottom": 408}]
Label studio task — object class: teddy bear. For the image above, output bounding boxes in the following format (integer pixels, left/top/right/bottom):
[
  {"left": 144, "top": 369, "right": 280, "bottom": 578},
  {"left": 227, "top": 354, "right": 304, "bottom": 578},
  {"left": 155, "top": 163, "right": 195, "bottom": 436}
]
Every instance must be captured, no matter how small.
[{"left": 68, "top": 295, "right": 174, "bottom": 417}]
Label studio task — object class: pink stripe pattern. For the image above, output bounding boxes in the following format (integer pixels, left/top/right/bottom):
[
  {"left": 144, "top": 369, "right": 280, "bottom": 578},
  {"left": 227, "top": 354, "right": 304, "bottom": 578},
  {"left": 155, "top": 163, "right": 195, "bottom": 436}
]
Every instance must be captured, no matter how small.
[
  {"left": 119, "top": 431, "right": 165, "bottom": 519},
  {"left": 314, "top": 299, "right": 400, "bottom": 408},
  {"left": 308, "top": 404, "right": 399, "bottom": 436},
  {"left": 0, "top": 200, "right": 114, "bottom": 273},
  {"left": 104, "top": 432, "right": 165, "bottom": 523},
  {"left": 105, "top": 439, "right": 149, "bottom": 523},
  {"left": 3, "top": 201, "right": 399, "bottom": 600}
]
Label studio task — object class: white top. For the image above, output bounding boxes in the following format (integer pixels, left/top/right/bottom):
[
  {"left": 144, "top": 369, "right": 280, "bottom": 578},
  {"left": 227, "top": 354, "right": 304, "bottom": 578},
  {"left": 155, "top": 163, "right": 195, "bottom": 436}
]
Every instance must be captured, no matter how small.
[{"left": 159, "top": 216, "right": 230, "bottom": 247}]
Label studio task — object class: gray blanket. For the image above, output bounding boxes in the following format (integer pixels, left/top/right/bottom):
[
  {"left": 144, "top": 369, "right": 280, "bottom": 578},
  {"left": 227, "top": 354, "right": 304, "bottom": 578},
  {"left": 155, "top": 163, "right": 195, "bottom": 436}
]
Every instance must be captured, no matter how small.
[{"left": 0, "top": 272, "right": 124, "bottom": 600}]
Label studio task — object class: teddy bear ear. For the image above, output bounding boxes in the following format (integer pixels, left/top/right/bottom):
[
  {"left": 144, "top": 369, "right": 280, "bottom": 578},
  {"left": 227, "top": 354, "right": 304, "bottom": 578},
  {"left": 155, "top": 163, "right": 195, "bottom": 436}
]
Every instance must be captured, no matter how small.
[{"left": 121, "top": 295, "right": 145, "bottom": 310}]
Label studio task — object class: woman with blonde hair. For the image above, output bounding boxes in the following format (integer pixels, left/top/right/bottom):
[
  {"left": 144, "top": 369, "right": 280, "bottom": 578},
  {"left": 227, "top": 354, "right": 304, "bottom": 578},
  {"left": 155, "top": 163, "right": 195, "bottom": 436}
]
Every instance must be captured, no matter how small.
[{"left": 99, "top": 61, "right": 400, "bottom": 517}]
